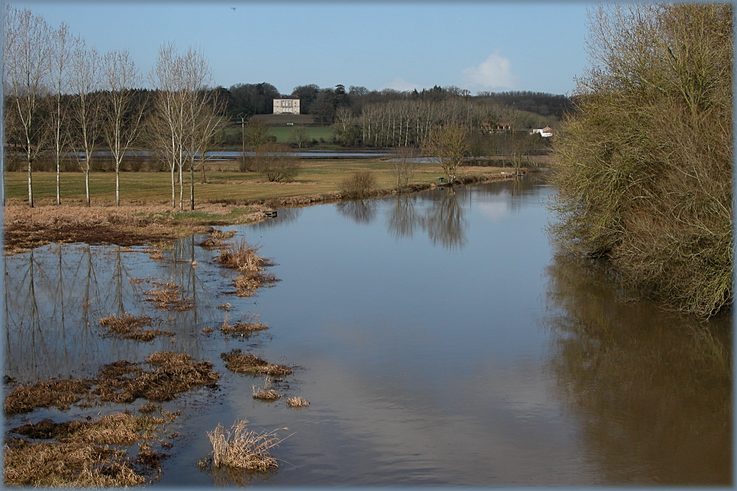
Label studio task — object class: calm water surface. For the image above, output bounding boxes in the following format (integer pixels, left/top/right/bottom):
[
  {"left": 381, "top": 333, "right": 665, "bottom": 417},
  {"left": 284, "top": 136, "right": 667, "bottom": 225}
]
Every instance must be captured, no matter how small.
[{"left": 4, "top": 178, "right": 731, "bottom": 485}]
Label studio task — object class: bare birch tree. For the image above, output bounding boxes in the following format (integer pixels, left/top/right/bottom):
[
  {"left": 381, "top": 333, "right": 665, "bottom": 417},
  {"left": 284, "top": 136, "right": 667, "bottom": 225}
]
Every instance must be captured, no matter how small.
[
  {"left": 4, "top": 7, "right": 52, "bottom": 207},
  {"left": 187, "top": 91, "right": 225, "bottom": 210},
  {"left": 49, "top": 23, "right": 73, "bottom": 205},
  {"left": 151, "top": 43, "right": 213, "bottom": 210},
  {"left": 70, "top": 40, "right": 102, "bottom": 206},
  {"left": 102, "top": 50, "right": 145, "bottom": 206}
]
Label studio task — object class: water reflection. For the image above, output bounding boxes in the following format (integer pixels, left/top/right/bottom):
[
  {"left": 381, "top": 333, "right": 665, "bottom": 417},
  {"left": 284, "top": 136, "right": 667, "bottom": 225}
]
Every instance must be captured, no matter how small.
[
  {"left": 336, "top": 199, "right": 377, "bottom": 224},
  {"left": 252, "top": 207, "right": 303, "bottom": 229},
  {"left": 4, "top": 236, "right": 230, "bottom": 382},
  {"left": 545, "top": 254, "right": 731, "bottom": 485}
]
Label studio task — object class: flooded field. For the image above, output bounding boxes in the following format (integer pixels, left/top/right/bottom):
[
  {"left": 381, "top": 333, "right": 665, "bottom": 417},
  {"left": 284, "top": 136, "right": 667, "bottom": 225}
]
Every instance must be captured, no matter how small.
[{"left": 4, "top": 178, "right": 731, "bottom": 485}]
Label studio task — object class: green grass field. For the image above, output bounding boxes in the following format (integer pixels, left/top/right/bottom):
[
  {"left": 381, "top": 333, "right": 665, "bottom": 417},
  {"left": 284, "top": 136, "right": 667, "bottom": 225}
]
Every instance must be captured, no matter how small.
[
  {"left": 4, "top": 160, "right": 505, "bottom": 206},
  {"left": 221, "top": 125, "right": 336, "bottom": 145}
]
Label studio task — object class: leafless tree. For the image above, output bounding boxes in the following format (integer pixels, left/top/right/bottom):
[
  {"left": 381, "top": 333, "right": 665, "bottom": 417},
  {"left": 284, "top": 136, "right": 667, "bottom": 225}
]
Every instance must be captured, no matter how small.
[
  {"left": 392, "top": 145, "right": 417, "bottom": 190},
  {"left": 49, "top": 23, "right": 73, "bottom": 205},
  {"left": 151, "top": 43, "right": 213, "bottom": 210},
  {"left": 102, "top": 50, "right": 145, "bottom": 206},
  {"left": 422, "top": 124, "right": 469, "bottom": 183},
  {"left": 4, "top": 7, "right": 52, "bottom": 207},
  {"left": 70, "top": 40, "right": 102, "bottom": 206},
  {"left": 187, "top": 91, "right": 226, "bottom": 209}
]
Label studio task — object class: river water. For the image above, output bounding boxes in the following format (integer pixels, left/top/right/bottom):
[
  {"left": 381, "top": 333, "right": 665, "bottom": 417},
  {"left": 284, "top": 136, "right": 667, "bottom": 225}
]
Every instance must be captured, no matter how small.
[{"left": 3, "top": 177, "right": 731, "bottom": 485}]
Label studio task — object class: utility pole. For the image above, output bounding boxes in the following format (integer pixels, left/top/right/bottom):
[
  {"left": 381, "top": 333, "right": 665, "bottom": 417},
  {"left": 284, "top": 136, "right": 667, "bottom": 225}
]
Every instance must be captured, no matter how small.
[{"left": 238, "top": 112, "right": 247, "bottom": 171}]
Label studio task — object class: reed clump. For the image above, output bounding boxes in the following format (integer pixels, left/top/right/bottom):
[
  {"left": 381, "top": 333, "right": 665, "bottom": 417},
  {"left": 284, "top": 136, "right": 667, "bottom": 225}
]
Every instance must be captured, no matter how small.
[
  {"left": 145, "top": 282, "right": 194, "bottom": 311},
  {"left": 215, "top": 240, "right": 278, "bottom": 297},
  {"left": 99, "top": 313, "right": 174, "bottom": 342},
  {"left": 286, "top": 396, "right": 310, "bottom": 408},
  {"left": 206, "top": 420, "right": 280, "bottom": 472},
  {"left": 200, "top": 229, "right": 237, "bottom": 248},
  {"left": 220, "top": 349, "right": 292, "bottom": 377},
  {"left": 220, "top": 318, "right": 268, "bottom": 337},
  {"left": 252, "top": 377, "right": 280, "bottom": 401}
]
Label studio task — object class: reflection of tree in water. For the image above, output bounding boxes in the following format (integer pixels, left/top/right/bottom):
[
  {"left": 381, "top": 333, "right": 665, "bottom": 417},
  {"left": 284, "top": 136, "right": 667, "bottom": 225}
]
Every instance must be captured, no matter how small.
[
  {"left": 545, "top": 253, "right": 731, "bottom": 485},
  {"left": 336, "top": 199, "right": 377, "bottom": 224},
  {"left": 421, "top": 188, "right": 466, "bottom": 249},
  {"left": 387, "top": 195, "right": 420, "bottom": 239},
  {"left": 252, "top": 207, "right": 302, "bottom": 229},
  {"left": 4, "top": 236, "right": 229, "bottom": 382}
]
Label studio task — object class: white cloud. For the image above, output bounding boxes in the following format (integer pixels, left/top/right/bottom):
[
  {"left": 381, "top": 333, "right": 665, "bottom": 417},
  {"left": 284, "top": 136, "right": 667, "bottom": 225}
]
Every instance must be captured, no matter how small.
[
  {"left": 385, "top": 78, "right": 421, "bottom": 91},
  {"left": 463, "top": 51, "right": 516, "bottom": 90}
]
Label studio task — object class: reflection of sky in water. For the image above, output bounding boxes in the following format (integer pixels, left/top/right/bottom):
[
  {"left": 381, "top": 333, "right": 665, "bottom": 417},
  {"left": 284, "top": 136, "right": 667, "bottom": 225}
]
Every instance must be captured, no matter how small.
[{"left": 4, "top": 178, "right": 729, "bottom": 486}]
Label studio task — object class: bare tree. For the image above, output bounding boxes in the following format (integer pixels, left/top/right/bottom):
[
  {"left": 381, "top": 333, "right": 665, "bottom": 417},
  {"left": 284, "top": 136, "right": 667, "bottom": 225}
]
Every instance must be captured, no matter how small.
[
  {"left": 187, "top": 91, "right": 226, "bottom": 210},
  {"left": 422, "top": 124, "right": 469, "bottom": 183},
  {"left": 102, "top": 50, "right": 145, "bottom": 206},
  {"left": 4, "top": 7, "right": 52, "bottom": 207},
  {"left": 392, "top": 145, "right": 417, "bottom": 190},
  {"left": 70, "top": 40, "right": 102, "bottom": 206},
  {"left": 151, "top": 43, "right": 213, "bottom": 210},
  {"left": 49, "top": 23, "right": 73, "bottom": 206}
]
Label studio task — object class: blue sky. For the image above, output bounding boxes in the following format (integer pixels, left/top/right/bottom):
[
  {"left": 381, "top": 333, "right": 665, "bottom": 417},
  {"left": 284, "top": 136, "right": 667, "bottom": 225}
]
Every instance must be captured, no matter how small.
[{"left": 14, "top": 1, "right": 591, "bottom": 95}]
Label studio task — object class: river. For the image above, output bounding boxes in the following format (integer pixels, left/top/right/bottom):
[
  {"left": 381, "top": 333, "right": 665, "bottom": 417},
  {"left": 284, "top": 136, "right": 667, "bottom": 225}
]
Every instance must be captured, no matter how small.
[{"left": 3, "top": 177, "right": 730, "bottom": 485}]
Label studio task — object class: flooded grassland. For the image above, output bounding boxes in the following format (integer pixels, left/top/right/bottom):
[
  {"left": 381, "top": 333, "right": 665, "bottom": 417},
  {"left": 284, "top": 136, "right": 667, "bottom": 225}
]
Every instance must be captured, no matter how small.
[{"left": 3, "top": 178, "right": 731, "bottom": 486}]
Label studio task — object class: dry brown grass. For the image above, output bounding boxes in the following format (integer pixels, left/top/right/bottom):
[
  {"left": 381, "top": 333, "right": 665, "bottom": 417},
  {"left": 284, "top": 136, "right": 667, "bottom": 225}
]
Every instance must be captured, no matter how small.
[
  {"left": 251, "top": 377, "right": 280, "bottom": 401},
  {"left": 5, "top": 411, "right": 177, "bottom": 486},
  {"left": 215, "top": 240, "right": 278, "bottom": 297},
  {"left": 99, "top": 313, "right": 174, "bottom": 342},
  {"left": 206, "top": 420, "right": 281, "bottom": 472},
  {"left": 220, "top": 318, "right": 268, "bottom": 337},
  {"left": 3, "top": 202, "right": 268, "bottom": 255},
  {"left": 6, "top": 352, "right": 218, "bottom": 415},
  {"left": 220, "top": 349, "right": 292, "bottom": 377},
  {"left": 145, "top": 282, "right": 194, "bottom": 311},
  {"left": 201, "top": 326, "right": 215, "bottom": 335},
  {"left": 200, "top": 229, "right": 237, "bottom": 248},
  {"left": 286, "top": 396, "right": 310, "bottom": 408},
  {"left": 4, "top": 378, "right": 92, "bottom": 415}
]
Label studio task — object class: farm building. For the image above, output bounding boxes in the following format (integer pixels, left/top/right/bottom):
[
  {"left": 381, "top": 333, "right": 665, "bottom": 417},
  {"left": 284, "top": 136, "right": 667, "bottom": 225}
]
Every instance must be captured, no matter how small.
[{"left": 273, "top": 98, "right": 300, "bottom": 115}]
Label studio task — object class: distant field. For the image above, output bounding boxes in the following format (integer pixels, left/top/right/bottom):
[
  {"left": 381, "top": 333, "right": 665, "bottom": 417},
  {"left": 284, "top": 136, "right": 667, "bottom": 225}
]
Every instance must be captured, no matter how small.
[
  {"left": 4, "top": 160, "right": 506, "bottom": 206},
  {"left": 221, "top": 125, "right": 335, "bottom": 145}
]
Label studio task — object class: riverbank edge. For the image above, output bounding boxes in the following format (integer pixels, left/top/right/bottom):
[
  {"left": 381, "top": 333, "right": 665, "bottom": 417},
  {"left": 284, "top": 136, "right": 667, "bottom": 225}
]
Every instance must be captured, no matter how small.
[{"left": 4, "top": 172, "right": 517, "bottom": 255}]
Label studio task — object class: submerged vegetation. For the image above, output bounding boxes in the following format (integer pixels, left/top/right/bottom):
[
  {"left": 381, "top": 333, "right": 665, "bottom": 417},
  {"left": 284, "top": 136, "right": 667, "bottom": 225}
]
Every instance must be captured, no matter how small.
[
  {"left": 145, "top": 282, "right": 195, "bottom": 311},
  {"left": 99, "top": 313, "right": 174, "bottom": 341},
  {"left": 552, "top": 4, "right": 732, "bottom": 318},
  {"left": 221, "top": 349, "right": 293, "bottom": 377},
  {"left": 5, "top": 352, "right": 219, "bottom": 415}
]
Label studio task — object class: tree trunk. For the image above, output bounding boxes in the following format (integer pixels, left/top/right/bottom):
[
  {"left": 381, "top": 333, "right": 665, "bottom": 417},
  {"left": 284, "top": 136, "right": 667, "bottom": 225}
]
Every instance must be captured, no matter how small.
[
  {"left": 190, "top": 161, "right": 195, "bottom": 211},
  {"left": 85, "top": 169, "right": 90, "bottom": 206},
  {"left": 115, "top": 163, "right": 120, "bottom": 206},
  {"left": 27, "top": 160, "right": 33, "bottom": 208},
  {"left": 170, "top": 167, "right": 176, "bottom": 208}
]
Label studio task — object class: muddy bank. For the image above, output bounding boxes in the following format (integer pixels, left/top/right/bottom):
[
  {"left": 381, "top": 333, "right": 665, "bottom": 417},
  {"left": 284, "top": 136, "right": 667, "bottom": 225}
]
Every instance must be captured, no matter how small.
[{"left": 3, "top": 203, "right": 268, "bottom": 254}]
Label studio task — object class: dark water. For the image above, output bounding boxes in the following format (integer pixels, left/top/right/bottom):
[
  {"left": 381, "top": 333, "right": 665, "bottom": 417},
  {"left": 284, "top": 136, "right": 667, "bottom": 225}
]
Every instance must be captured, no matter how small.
[{"left": 4, "top": 178, "right": 731, "bottom": 485}]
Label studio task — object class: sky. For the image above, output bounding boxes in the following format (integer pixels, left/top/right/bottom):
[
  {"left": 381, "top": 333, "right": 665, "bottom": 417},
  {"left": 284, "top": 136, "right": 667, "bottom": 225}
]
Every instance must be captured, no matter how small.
[{"left": 13, "top": 1, "right": 592, "bottom": 95}]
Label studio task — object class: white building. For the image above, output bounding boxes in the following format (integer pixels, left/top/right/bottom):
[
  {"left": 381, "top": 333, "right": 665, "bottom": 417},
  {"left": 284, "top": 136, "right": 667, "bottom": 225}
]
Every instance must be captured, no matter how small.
[
  {"left": 530, "top": 126, "right": 554, "bottom": 138},
  {"left": 273, "top": 98, "right": 300, "bottom": 115}
]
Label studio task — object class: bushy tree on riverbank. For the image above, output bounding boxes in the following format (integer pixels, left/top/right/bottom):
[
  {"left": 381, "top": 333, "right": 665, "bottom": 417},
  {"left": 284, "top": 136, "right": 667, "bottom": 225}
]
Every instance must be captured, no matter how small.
[{"left": 552, "top": 4, "right": 732, "bottom": 318}]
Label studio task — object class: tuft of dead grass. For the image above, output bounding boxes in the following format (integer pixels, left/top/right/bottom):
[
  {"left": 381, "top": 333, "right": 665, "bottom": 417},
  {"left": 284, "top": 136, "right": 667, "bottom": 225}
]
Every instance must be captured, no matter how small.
[
  {"left": 220, "top": 349, "right": 292, "bottom": 377},
  {"left": 252, "top": 377, "right": 280, "bottom": 401},
  {"left": 5, "top": 411, "right": 177, "bottom": 486},
  {"left": 286, "top": 396, "right": 310, "bottom": 408},
  {"left": 99, "top": 313, "right": 174, "bottom": 342},
  {"left": 200, "top": 229, "right": 237, "bottom": 249},
  {"left": 206, "top": 420, "right": 281, "bottom": 472},
  {"left": 220, "top": 317, "right": 268, "bottom": 337},
  {"left": 215, "top": 240, "right": 278, "bottom": 297},
  {"left": 145, "top": 282, "right": 194, "bottom": 311}
]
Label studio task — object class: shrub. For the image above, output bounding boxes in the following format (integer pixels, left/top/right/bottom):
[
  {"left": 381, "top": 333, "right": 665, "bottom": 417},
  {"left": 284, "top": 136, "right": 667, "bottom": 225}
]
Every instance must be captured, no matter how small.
[
  {"left": 552, "top": 4, "right": 732, "bottom": 318},
  {"left": 340, "top": 171, "right": 376, "bottom": 198},
  {"left": 253, "top": 143, "right": 299, "bottom": 182}
]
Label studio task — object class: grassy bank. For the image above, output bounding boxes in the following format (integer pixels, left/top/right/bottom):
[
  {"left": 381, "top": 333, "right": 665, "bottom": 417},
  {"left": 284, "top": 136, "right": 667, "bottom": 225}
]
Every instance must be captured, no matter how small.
[{"left": 4, "top": 160, "right": 513, "bottom": 253}]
